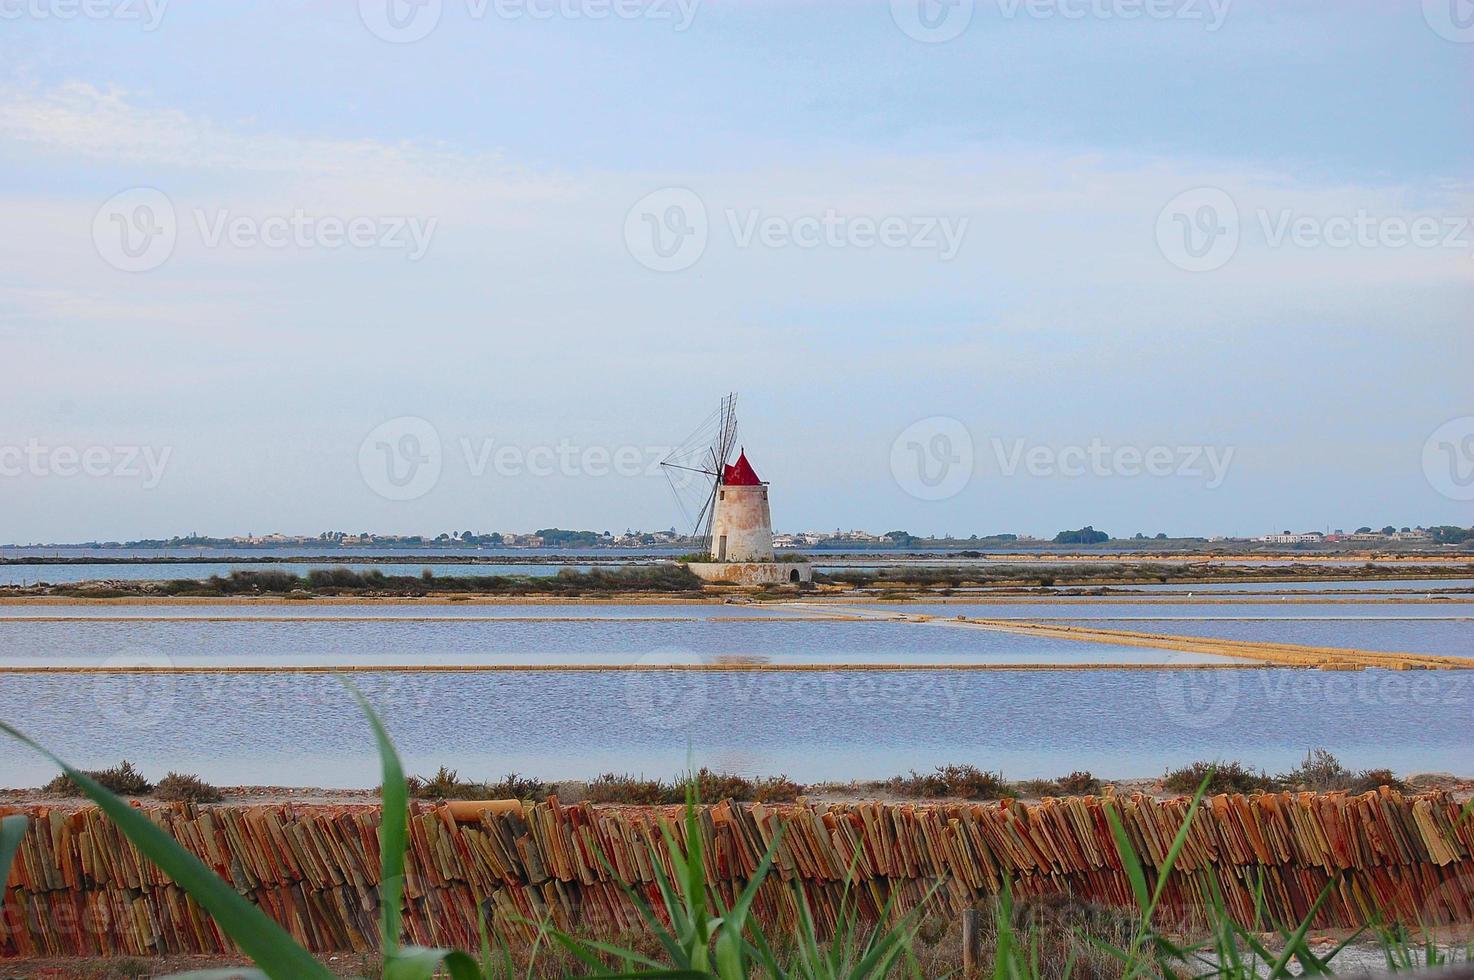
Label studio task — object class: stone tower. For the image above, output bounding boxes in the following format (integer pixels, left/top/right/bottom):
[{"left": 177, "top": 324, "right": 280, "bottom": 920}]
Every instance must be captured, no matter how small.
[{"left": 709, "top": 450, "right": 774, "bottom": 562}]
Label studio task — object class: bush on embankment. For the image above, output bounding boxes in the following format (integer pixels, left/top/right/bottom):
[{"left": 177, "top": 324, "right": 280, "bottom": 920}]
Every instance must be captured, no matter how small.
[
  {"left": 149, "top": 564, "right": 705, "bottom": 597},
  {"left": 39, "top": 762, "right": 222, "bottom": 802}
]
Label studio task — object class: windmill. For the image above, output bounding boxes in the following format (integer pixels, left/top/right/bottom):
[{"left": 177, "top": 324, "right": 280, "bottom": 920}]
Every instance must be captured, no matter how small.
[{"left": 660, "top": 393, "right": 739, "bottom": 551}]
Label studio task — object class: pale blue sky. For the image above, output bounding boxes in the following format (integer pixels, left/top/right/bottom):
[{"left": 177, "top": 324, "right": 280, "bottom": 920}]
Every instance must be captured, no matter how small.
[{"left": 1, "top": 0, "right": 1470, "bottom": 542}]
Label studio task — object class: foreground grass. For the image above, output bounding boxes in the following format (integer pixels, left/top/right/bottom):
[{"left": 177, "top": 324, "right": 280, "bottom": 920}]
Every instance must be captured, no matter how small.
[{"left": 3, "top": 697, "right": 1471, "bottom": 979}]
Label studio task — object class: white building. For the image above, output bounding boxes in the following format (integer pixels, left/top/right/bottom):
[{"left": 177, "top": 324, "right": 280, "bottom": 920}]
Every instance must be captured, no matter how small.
[{"left": 1255, "top": 532, "right": 1324, "bottom": 544}]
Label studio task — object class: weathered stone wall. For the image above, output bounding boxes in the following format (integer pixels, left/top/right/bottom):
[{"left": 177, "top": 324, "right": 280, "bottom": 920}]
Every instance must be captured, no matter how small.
[
  {"left": 710, "top": 483, "right": 774, "bottom": 561},
  {"left": 687, "top": 561, "right": 812, "bottom": 585}
]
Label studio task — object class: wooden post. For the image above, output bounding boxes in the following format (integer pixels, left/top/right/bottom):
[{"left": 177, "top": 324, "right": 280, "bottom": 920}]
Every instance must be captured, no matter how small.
[{"left": 961, "top": 907, "right": 980, "bottom": 974}]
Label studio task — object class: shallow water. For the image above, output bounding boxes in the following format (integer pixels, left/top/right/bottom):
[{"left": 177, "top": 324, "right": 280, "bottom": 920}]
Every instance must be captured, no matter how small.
[
  {"left": 0, "top": 668, "right": 1466, "bottom": 786},
  {"left": 0, "top": 602, "right": 792, "bottom": 620},
  {"left": 0, "top": 617, "right": 1229, "bottom": 667},
  {"left": 0, "top": 562, "right": 605, "bottom": 585},
  {"left": 3, "top": 599, "right": 1469, "bottom": 620}
]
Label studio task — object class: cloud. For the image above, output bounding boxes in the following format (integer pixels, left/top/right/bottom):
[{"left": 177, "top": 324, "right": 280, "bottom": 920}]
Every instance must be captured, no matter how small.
[{"left": 1, "top": 80, "right": 1469, "bottom": 538}]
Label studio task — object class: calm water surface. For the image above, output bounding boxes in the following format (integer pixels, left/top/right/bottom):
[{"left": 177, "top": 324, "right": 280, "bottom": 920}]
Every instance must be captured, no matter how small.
[
  {"left": 0, "top": 602, "right": 788, "bottom": 619},
  {"left": 0, "top": 562, "right": 604, "bottom": 585},
  {"left": 4, "top": 598, "right": 1468, "bottom": 787},
  {"left": 0, "top": 618, "right": 1229, "bottom": 666},
  {"left": 0, "top": 669, "right": 1466, "bottom": 786}
]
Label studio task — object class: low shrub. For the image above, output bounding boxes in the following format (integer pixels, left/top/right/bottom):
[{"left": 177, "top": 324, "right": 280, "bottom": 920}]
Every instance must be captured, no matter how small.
[
  {"left": 887, "top": 764, "right": 1008, "bottom": 800},
  {"left": 407, "top": 768, "right": 551, "bottom": 801},
  {"left": 1012, "top": 779, "right": 1060, "bottom": 798},
  {"left": 407, "top": 766, "right": 490, "bottom": 801},
  {"left": 1349, "top": 768, "right": 1407, "bottom": 793},
  {"left": 1276, "top": 748, "right": 1352, "bottom": 790},
  {"left": 885, "top": 769, "right": 950, "bottom": 798},
  {"left": 1275, "top": 749, "right": 1407, "bottom": 794},
  {"left": 576, "top": 769, "right": 804, "bottom": 805},
  {"left": 1014, "top": 771, "right": 1103, "bottom": 797},
  {"left": 1162, "top": 760, "right": 1273, "bottom": 795},
  {"left": 483, "top": 772, "right": 550, "bottom": 800},
  {"left": 583, "top": 773, "right": 677, "bottom": 805},
  {"left": 693, "top": 769, "right": 803, "bottom": 803},
  {"left": 749, "top": 774, "right": 804, "bottom": 803},
  {"left": 154, "top": 772, "right": 224, "bottom": 803},
  {"left": 1056, "top": 770, "right": 1103, "bottom": 794},
  {"left": 693, "top": 768, "right": 754, "bottom": 802},
  {"left": 43, "top": 760, "right": 153, "bottom": 796}
]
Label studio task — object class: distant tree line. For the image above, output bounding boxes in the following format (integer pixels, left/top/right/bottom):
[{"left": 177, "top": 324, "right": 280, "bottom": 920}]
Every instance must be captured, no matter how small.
[{"left": 1052, "top": 526, "right": 1110, "bottom": 545}]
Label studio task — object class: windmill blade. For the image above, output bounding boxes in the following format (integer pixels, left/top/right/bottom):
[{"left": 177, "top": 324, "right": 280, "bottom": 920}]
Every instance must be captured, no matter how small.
[
  {"left": 660, "top": 393, "right": 740, "bottom": 544},
  {"left": 663, "top": 468, "right": 700, "bottom": 535},
  {"left": 693, "top": 479, "right": 719, "bottom": 547},
  {"left": 660, "top": 401, "right": 724, "bottom": 475},
  {"left": 714, "top": 392, "right": 738, "bottom": 473}
]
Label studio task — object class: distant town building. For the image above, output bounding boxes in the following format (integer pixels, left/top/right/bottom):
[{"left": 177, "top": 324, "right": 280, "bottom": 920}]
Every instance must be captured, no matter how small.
[{"left": 1254, "top": 532, "right": 1325, "bottom": 544}]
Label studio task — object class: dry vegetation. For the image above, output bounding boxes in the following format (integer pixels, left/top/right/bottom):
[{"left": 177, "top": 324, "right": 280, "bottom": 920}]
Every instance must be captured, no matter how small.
[{"left": 25, "top": 752, "right": 1417, "bottom": 809}]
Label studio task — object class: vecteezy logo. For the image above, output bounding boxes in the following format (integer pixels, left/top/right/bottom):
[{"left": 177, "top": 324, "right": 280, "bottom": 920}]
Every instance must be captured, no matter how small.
[
  {"left": 623, "top": 649, "right": 709, "bottom": 730},
  {"left": 1155, "top": 187, "right": 1239, "bottom": 272},
  {"left": 358, "top": 417, "right": 443, "bottom": 501},
  {"left": 623, "top": 188, "right": 708, "bottom": 272},
  {"left": 1418, "top": 870, "right": 1474, "bottom": 931},
  {"left": 93, "top": 648, "right": 177, "bottom": 731},
  {"left": 1424, "top": 0, "right": 1474, "bottom": 42},
  {"left": 1423, "top": 416, "right": 1474, "bottom": 501},
  {"left": 92, "top": 188, "right": 177, "bottom": 272},
  {"left": 359, "top": 0, "right": 442, "bottom": 42},
  {"left": 890, "top": 417, "right": 974, "bottom": 501},
  {"left": 1155, "top": 667, "right": 1239, "bottom": 730},
  {"left": 890, "top": 0, "right": 974, "bottom": 42}
]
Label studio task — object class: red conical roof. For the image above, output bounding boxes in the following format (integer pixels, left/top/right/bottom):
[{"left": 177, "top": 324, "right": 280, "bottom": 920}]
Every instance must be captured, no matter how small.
[{"left": 722, "top": 450, "right": 763, "bottom": 486}]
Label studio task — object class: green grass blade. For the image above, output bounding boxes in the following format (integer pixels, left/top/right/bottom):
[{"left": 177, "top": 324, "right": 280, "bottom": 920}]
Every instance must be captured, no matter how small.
[
  {"left": 384, "top": 945, "right": 483, "bottom": 980},
  {"left": 545, "top": 928, "right": 635, "bottom": 974},
  {"left": 521, "top": 908, "right": 556, "bottom": 980},
  {"left": 715, "top": 823, "right": 783, "bottom": 972},
  {"left": 1143, "top": 773, "right": 1211, "bottom": 923},
  {"left": 1318, "top": 925, "right": 1368, "bottom": 965},
  {"left": 541, "top": 927, "right": 671, "bottom": 971},
  {"left": 608, "top": 962, "right": 720, "bottom": 977},
  {"left": 649, "top": 831, "right": 696, "bottom": 958},
  {"left": 1203, "top": 867, "right": 1242, "bottom": 973},
  {"left": 742, "top": 920, "right": 788, "bottom": 980},
  {"left": 340, "top": 678, "right": 408, "bottom": 956},
  {"left": 0, "top": 721, "right": 332, "bottom": 980},
  {"left": 0, "top": 814, "right": 26, "bottom": 889},
  {"left": 589, "top": 845, "right": 687, "bottom": 965},
  {"left": 681, "top": 797, "right": 710, "bottom": 936},
  {"left": 1268, "top": 876, "right": 1338, "bottom": 975},
  {"left": 713, "top": 868, "right": 764, "bottom": 977},
  {"left": 1103, "top": 803, "right": 1150, "bottom": 913}
]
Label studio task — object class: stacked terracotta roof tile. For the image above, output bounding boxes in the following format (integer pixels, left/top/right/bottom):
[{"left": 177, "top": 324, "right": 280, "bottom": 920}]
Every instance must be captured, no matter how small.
[{"left": 3, "top": 790, "right": 1472, "bottom": 957}]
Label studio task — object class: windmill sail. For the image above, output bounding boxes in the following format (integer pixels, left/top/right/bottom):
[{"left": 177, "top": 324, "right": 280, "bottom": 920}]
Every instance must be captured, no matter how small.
[{"left": 660, "top": 393, "right": 738, "bottom": 551}]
